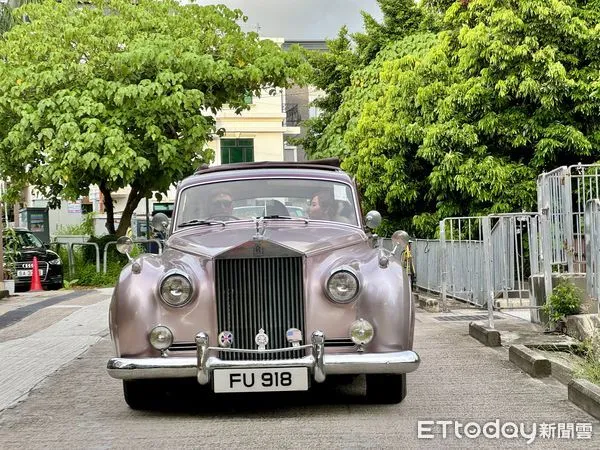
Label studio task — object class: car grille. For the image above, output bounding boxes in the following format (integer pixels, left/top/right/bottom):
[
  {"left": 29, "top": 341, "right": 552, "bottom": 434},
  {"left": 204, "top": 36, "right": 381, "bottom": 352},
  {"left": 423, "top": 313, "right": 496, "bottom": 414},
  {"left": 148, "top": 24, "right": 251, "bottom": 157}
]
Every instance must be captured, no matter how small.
[{"left": 215, "top": 256, "right": 306, "bottom": 360}]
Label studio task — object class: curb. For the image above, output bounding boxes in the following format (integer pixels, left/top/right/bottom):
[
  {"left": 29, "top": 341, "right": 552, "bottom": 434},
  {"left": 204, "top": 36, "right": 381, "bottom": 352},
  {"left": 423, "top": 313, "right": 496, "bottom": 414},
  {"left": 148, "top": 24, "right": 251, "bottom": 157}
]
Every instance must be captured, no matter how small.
[
  {"left": 548, "top": 358, "right": 575, "bottom": 385},
  {"left": 416, "top": 294, "right": 439, "bottom": 312},
  {"left": 508, "top": 345, "right": 551, "bottom": 378},
  {"left": 469, "top": 322, "right": 501, "bottom": 347},
  {"left": 568, "top": 378, "right": 600, "bottom": 420}
]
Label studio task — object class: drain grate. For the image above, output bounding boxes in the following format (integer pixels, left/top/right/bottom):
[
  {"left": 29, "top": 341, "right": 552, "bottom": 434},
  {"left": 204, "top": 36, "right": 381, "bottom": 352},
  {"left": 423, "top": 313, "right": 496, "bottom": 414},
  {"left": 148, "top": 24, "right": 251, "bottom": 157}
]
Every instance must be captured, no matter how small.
[{"left": 435, "top": 314, "right": 504, "bottom": 322}]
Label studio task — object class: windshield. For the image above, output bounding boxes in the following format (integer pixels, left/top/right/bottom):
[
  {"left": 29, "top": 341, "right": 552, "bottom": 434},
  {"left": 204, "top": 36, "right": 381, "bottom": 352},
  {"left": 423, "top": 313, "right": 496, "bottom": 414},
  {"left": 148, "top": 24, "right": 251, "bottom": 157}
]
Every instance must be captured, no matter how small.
[
  {"left": 175, "top": 178, "right": 360, "bottom": 228},
  {"left": 3, "top": 230, "right": 44, "bottom": 248}
]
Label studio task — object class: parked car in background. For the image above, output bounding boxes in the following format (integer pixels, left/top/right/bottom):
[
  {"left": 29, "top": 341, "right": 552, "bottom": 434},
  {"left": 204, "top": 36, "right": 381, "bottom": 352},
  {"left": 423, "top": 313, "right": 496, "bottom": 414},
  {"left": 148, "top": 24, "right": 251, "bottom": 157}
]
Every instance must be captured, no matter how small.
[
  {"left": 2, "top": 227, "right": 63, "bottom": 291},
  {"left": 107, "top": 159, "right": 419, "bottom": 409}
]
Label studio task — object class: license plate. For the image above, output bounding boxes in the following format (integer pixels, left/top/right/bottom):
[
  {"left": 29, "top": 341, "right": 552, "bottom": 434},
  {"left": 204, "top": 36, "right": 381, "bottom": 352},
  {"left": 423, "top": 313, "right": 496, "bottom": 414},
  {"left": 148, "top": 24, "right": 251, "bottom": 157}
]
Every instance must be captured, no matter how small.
[
  {"left": 213, "top": 367, "right": 309, "bottom": 393},
  {"left": 17, "top": 269, "right": 43, "bottom": 277}
]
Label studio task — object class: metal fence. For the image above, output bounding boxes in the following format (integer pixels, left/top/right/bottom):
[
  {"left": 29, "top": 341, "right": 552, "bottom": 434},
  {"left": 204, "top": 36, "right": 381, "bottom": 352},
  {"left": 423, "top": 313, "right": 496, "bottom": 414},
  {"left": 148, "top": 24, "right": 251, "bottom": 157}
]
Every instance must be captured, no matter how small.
[
  {"left": 537, "top": 164, "right": 600, "bottom": 274},
  {"left": 421, "top": 214, "right": 545, "bottom": 325},
  {"left": 585, "top": 199, "right": 600, "bottom": 311},
  {"left": 413, "top": 239, "right": 443, "bottom": 294}
]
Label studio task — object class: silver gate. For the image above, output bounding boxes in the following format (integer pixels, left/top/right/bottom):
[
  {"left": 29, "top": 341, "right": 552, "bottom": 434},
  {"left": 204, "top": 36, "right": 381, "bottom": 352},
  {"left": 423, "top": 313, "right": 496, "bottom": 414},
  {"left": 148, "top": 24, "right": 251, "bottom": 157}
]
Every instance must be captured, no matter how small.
[{"left": 439, "top": 214, "right": 543, "bottom": 326}]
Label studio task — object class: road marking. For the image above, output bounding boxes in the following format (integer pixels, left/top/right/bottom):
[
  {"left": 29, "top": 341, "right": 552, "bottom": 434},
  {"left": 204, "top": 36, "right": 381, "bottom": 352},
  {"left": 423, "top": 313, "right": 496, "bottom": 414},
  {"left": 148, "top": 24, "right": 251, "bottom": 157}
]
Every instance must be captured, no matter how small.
[{"left": 45, "top": 305, "right": 84, "bottom": 309}]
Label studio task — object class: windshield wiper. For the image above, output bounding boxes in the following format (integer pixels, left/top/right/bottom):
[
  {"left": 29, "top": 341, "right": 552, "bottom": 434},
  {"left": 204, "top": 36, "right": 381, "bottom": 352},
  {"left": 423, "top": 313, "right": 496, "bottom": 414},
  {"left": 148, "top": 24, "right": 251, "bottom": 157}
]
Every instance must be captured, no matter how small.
[
  {"left": 259, "top": 215, "right": 310, "bottom": 224},
  {"left": 178, "top": 219, "right": 226, "bottom": 228},
  {"left": 260, "top": 215, "right": 292, "bottom": 219}
]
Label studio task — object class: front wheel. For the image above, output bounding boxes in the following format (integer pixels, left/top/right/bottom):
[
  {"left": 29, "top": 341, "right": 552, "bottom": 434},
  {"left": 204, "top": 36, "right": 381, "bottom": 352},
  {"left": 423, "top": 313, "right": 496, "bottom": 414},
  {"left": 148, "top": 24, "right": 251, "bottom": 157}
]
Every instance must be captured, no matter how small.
[
  {"left": 123, "top": 380, "right": 155, "bottom": 410},
  {"left": 365, "top": 373, "right": 406, "bottom": 404}
]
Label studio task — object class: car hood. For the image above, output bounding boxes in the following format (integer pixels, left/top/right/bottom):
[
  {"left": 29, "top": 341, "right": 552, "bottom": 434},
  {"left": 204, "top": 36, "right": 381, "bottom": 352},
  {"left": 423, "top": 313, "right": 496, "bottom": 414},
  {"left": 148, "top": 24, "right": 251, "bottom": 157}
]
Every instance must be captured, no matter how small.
[
  {"left": 167, "top": 221, "right": 367, "bottom": 257},
  {"left": 15, "top": 247, "right": 58, "bottom": 261}
]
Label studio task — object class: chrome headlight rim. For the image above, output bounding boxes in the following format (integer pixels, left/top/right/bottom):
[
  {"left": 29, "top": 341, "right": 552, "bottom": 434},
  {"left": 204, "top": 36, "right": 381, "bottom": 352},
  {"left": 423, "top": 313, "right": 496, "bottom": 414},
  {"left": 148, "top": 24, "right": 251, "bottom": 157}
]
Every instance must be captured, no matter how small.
[
  {"left": 158, "top": 270, "right": 194, "bottom": 308},
  {"left": 325, "top": 266, "right": 360, "bottom": 304},
  {"left": 149, "top": 325, "right": 174, "bottom": 351},
  {"left": 349, "top": 318, "right": 374, "bottom": 345}
]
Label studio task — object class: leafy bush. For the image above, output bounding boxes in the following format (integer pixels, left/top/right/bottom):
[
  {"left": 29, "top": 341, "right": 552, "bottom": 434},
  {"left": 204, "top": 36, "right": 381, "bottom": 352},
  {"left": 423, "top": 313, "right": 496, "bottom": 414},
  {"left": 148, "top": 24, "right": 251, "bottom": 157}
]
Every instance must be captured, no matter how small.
[
  {"left": 55, "top": 212, "right": 96, "bottom": 236},
  {"left": 542, "top": 279, "right": 582, "bottom": 324},
  {"left": 55, "top": 243, "right": 124, "bottom": 288}
]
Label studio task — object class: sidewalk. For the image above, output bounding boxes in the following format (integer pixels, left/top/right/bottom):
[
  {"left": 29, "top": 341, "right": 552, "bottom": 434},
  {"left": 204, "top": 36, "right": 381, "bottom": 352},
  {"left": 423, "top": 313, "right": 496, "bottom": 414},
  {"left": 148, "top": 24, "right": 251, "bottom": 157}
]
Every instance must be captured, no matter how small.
[{"left": 0, "top": 288, "right": 113, "bottom": 411}]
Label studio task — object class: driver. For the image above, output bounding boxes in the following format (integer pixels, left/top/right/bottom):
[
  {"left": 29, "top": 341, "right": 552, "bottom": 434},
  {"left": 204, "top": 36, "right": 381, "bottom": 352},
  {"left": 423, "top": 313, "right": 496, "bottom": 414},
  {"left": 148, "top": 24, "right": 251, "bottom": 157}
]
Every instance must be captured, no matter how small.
[{"left": 209, "top": 190, "right": 234, "bottom": 217}]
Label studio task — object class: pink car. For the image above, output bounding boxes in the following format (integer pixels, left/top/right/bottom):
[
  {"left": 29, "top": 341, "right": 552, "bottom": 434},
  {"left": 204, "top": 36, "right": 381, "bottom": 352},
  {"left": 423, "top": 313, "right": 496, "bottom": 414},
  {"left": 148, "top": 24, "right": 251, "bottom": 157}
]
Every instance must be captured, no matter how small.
[{"left": 107, "top": 159, "right": 419, "bottom": 408}]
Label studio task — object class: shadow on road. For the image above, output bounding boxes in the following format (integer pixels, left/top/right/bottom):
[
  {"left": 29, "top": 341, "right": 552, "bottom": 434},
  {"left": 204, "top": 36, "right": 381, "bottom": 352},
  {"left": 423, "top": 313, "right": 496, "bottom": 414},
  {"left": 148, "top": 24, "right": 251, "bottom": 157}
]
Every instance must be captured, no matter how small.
[{"left": 128, "top": 375, "right": 385, "bottom": 415}]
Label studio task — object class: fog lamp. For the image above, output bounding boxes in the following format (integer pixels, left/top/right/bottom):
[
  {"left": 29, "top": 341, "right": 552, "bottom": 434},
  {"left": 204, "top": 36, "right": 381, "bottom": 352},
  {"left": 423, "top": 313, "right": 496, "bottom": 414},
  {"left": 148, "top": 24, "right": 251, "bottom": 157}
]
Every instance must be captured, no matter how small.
[
  {"left": 349, "top": 319, "right": 374, "bottom": 346},
  {"left": 149, "top": 325, "right": 173, "bottom": 351}
]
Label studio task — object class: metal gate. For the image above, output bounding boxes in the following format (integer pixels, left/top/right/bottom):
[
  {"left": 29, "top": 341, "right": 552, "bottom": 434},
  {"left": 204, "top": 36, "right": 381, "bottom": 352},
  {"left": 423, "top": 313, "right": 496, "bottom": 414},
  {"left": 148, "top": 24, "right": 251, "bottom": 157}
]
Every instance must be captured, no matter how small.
[
  {"left": 585, "top": 199, "right": 600, "bottom": 312},
  {"left": 440, "top": 214, "right": 543, "bottom": 326}
]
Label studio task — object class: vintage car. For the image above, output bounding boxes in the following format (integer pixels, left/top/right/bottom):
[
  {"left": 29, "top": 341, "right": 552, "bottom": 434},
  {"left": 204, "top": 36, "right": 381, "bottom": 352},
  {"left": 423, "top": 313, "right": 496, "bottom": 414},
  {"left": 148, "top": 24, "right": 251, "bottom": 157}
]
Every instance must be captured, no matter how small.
[{"left": 107, "top": 159, "right": 419, "bottom": 408}]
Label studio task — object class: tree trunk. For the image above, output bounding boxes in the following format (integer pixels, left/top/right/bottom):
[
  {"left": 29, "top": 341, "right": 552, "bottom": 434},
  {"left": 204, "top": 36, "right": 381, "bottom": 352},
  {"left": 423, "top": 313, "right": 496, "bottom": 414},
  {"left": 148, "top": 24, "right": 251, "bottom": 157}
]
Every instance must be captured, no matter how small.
[
  {"left": 100, "top": 182, "right": 116, "bottom": 235},
  {"left": 115, "top": 187, "right": 145, "bottom": 237}
]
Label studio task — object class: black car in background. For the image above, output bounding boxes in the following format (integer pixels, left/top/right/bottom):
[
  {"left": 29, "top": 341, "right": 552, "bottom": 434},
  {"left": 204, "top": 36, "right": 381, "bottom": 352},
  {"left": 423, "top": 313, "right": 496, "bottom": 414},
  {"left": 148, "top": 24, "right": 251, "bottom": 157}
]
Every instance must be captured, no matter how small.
[{"left": 3, "top": 228, "right": 63, "bottom": 291}]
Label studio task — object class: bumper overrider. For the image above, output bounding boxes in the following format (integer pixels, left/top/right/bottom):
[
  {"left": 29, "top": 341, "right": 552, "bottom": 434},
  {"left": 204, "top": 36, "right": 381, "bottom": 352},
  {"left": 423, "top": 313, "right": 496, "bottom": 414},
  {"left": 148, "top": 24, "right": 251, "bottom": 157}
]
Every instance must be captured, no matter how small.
[{"left": 106, "top": 331, "right": 421, "bottom": 384}]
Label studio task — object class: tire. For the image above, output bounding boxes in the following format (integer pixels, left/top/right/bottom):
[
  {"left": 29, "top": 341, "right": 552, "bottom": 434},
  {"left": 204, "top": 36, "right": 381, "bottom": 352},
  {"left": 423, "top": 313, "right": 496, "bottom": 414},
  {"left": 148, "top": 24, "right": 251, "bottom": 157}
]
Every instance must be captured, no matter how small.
[
  {"left": 365, "top": 373, "right": 406, "bottom": 404},
  {"left": 123, "top": 380, "right": 154, "bottom": 410}
]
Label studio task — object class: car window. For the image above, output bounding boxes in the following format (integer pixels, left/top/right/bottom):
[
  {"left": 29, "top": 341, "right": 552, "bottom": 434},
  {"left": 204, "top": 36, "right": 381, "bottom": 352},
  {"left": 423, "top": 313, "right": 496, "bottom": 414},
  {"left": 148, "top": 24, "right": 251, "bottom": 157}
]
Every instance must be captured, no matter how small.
[
  {"left": 175, "top": 178, "right": 358, "bottom": 227},
  {"left": 8, "top": 231, "right": 44, "bottom": 248}
]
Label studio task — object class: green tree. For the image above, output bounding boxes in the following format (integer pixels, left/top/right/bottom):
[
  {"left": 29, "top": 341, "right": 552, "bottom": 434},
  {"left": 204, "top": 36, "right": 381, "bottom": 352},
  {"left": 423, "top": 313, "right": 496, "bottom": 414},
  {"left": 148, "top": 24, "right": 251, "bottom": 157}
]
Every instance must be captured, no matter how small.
[
  {"left": 306, "top": 0, "right": 600, "bottom": 237},
  {"left": 0, "top": 0, "right": 40, "bottom": 35},
  {"left": 0, "top": 0, "right": 308, "bottom": 235}
]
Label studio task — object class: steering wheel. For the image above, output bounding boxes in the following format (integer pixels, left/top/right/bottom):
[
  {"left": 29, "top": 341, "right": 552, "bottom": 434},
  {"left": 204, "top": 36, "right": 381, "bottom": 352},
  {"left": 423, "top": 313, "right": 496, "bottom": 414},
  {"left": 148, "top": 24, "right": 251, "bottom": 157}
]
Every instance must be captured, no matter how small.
[{"left": 207, "top": 215, "right": 239, "bottom": 221}]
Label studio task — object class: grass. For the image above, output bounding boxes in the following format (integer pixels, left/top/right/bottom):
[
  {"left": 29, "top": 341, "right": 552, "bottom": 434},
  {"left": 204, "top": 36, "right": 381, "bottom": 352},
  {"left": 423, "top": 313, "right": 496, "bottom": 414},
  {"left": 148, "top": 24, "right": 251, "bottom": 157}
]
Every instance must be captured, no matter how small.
[{"left": 575, "top": 333, "right": 600, "bottom": 385}]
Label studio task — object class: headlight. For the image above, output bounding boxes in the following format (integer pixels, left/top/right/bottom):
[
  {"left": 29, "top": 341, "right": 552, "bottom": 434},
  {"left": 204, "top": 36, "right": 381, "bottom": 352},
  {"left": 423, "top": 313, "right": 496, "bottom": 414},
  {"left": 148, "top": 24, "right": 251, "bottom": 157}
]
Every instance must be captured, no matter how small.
[
  {"left": 159, "top": 273, "right": 193, "bottom": 307},
  {"left": 49, "top": 258, "right": 62, "bottom": 265},
  {"left": 149, "top": 325, "right": 173, "bottom": 350},
  {"left": 349, "top": 319, "right": 374, "bottom": 345},
  {"left": 326, "top": 269, "right": 359, "bottom": 303}
]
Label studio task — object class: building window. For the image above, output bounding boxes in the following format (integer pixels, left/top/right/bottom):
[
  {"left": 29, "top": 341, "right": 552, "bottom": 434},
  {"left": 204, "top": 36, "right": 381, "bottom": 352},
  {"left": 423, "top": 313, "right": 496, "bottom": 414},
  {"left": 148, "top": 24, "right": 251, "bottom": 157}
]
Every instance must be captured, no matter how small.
[{"left": 221, "top": 138, "right": 254, "bottom": 164}]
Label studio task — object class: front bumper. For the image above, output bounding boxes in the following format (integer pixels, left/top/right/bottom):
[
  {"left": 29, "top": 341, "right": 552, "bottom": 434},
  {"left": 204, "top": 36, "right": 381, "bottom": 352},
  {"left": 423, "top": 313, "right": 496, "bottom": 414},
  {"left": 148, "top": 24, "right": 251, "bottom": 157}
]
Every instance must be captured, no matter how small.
[{"left": 107, "top": 331, "right": 420, "bottom": 384}]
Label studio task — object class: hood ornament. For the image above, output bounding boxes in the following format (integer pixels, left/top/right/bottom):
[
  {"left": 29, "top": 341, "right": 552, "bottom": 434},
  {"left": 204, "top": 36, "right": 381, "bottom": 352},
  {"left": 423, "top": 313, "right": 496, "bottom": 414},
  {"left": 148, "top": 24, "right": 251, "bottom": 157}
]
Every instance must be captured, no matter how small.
[
  {"left": 255, "top": 328, "right": 269, "bottom": 351},
  {"left": 253, "top": 217, "right": 267, "bottom": 240}
]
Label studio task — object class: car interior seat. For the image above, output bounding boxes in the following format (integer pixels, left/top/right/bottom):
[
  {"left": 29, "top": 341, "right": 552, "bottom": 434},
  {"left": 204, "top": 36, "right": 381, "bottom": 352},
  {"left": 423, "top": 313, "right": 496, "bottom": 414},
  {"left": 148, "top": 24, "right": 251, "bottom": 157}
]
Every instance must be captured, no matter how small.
[{"left": 265, "top": 200, "right": 290, "bottom": 216}]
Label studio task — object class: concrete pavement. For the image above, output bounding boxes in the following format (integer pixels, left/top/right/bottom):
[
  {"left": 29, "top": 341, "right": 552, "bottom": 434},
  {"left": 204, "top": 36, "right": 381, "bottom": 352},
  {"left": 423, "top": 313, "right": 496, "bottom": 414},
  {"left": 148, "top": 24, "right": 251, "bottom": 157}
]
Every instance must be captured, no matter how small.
[
  {"left": 0, "top": 289, "right": 598, "bottom": 447},
  {"left": 0, "top": 288, "right": 112, "bottom": 411}
]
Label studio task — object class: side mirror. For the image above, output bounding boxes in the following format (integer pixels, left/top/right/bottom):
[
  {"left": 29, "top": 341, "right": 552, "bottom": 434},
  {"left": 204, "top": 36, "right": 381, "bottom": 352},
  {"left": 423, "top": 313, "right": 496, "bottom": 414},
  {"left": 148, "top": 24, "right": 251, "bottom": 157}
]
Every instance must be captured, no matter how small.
[
  {"left": 151, "top": 213, "right": 170, "bottom": 233},
  {"left": 364, "top": 210, "right": 382, "bottom": 230},
  {"left": 116, "top": 236, "right": 134, "bottom": 261},
  {"left": 391, "top": 230, "right": 411, "bottom": 255}
]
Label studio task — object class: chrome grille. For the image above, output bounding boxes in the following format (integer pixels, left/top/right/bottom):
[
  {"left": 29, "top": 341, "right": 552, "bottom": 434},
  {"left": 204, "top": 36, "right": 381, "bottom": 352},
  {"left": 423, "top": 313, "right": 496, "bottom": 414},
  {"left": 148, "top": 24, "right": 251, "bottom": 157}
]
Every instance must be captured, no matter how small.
[{"left": 215, "top": 257, "right": 305, "bottom": 360}]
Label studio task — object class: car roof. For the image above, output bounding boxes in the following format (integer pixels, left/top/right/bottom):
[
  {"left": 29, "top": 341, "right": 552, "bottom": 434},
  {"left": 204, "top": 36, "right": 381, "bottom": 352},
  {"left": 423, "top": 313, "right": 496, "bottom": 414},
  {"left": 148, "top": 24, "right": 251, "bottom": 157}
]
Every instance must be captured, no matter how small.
[{"left": 180, "top": 159, "right": 354, "bottom": 189}]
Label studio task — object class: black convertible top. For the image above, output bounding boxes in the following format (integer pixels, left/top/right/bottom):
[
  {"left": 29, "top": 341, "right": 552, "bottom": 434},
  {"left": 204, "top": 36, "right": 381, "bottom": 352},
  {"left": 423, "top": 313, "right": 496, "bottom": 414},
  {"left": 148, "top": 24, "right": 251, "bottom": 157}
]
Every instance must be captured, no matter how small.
[{"left": 194, "top": 158, "right": 341, "bottom": 175}]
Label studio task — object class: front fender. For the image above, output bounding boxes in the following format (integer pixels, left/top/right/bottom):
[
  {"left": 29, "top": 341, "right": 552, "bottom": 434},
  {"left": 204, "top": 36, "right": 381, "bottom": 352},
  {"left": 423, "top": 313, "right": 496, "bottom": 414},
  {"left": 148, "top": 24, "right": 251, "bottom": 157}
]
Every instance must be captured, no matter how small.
[{"left": 357, "top": 256, "right": 414, "bottom": 353}]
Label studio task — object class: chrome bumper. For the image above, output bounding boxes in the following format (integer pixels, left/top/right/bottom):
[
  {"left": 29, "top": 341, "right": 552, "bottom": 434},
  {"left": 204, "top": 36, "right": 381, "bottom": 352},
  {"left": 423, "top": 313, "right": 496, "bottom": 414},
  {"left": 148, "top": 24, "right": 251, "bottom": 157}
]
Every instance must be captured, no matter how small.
[{"left": 107, "top": 331, "right": 420, "bottom": 383}]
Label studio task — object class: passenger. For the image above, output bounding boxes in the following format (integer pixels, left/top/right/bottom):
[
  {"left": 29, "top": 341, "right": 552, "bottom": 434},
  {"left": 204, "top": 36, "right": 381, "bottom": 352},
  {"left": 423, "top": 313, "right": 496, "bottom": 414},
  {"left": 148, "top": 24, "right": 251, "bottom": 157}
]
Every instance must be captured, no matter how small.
[
  {"left": 309, "top": 191, "right": 336, "bottom": 220},
  {"left": 209, "top": 190, "right": 234, "bottom": 217}
]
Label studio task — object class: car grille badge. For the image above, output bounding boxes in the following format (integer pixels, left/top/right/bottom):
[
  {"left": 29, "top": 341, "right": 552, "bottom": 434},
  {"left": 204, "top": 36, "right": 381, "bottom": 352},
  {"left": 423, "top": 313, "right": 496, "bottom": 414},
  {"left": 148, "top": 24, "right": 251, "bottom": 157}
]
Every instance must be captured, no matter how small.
[
  {"left": 218, "top": 331, "right": 233, "bottom": 348},
  {"left": 255, "top": 328, "right": 269, "bottom": 351},
  {"left": 286, "top": 328, "right": 303, "bottom": 348}
]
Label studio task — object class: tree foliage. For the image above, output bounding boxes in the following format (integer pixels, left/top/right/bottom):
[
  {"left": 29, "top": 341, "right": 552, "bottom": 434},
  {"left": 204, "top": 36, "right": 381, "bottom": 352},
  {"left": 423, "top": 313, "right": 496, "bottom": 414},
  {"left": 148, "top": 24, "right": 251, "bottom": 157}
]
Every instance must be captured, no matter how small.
[
  {"left": 303, "top": 0, "right": 600, "bottom": 237},
  {"left": 0, "top": 0, "right": 308, "bottom": 235}
]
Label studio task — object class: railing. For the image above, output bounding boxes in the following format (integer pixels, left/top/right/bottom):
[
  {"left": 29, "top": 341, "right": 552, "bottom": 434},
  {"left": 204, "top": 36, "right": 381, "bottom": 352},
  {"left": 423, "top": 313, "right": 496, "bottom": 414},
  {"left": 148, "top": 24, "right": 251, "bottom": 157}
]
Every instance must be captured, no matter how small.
[
  {"left": 585, "top": 199, "right": 600, "bottom": 313},
  {"left": 50, "top": 238, "right": 163, "bottom": 275},
  {"left": 282, "top": 103, "right": 301, "bottom": 126}
]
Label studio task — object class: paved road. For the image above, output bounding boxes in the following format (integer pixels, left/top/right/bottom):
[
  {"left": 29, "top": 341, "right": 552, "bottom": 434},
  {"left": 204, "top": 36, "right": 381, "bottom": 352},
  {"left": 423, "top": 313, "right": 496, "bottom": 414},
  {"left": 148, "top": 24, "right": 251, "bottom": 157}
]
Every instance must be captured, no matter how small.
[{"left": 0, "top": 290, "right": 598, "bottom": 448}]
